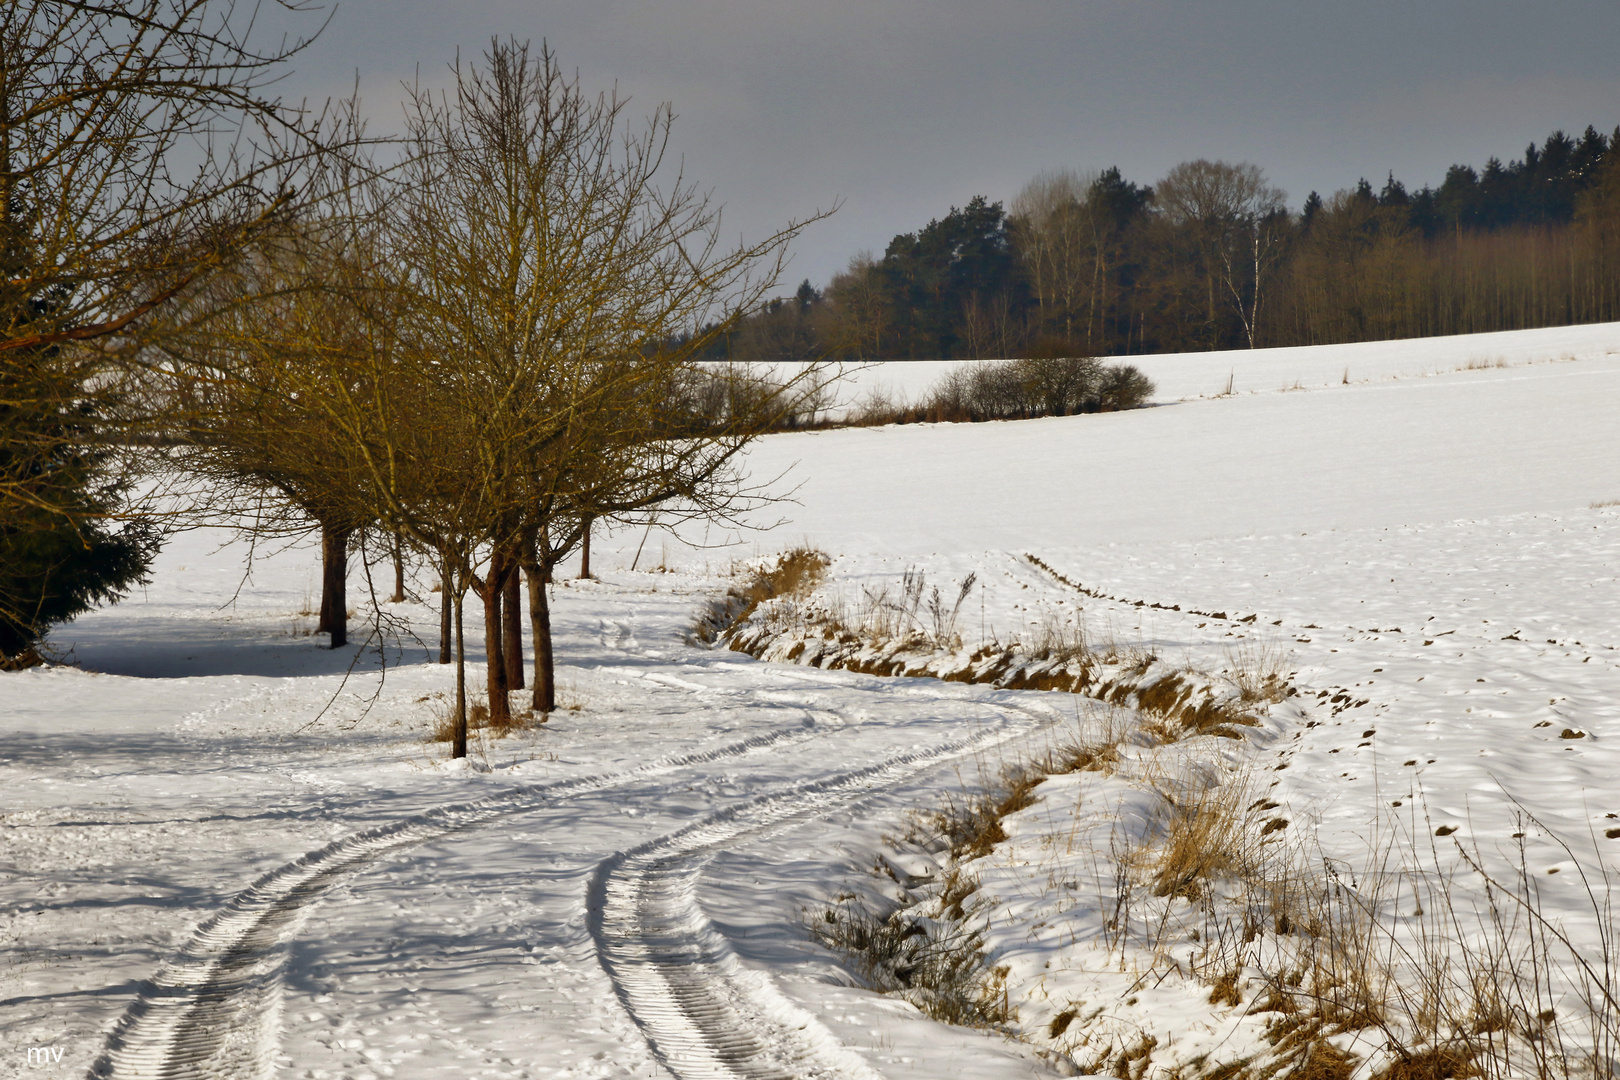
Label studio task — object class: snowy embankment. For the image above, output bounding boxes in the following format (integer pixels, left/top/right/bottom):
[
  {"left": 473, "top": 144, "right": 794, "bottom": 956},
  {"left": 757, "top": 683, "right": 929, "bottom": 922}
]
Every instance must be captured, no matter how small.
[{"left": 1, "top": 322, "right": 1616, "bottom": 1079}]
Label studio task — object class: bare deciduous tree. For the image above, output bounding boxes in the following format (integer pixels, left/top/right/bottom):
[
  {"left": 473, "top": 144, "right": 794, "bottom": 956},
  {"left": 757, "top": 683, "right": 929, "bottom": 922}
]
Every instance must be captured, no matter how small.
[
  {"left": 165, "top": 225, "right": 387, "bottom": 650},
  {"left": 824, "top": 252, "right": 890, "bottom": 360},
  {"left": 0, "top": 0, "right": 358, "bottom": 655},
  {"left": 261, "top": 40, "right": 827, "bottom": 755},
  {"left": 1155, "top": 160, "right": 1288, "bottom": 349},
  {"left": 1012, "top": 169, "right": 1103, "bottom": 347}
]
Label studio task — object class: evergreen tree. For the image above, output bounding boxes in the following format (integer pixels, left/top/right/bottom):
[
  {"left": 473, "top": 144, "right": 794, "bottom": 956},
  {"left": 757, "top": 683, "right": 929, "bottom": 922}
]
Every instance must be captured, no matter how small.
[
  {"left": 1, "top": 0, "right": 359, "bottom": 666},
  {"left": 880, "top": 195, "right": 1017, "bottom": 357},
  {"left": 0, "top": 271, "right": 157, "bottom": 665}
]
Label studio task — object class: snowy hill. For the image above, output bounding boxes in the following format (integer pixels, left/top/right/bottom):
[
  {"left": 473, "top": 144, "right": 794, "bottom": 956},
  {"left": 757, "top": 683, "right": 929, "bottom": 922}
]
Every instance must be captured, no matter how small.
[{"left": 3, "top": 322, "right": 1617, "bottom": 1079}]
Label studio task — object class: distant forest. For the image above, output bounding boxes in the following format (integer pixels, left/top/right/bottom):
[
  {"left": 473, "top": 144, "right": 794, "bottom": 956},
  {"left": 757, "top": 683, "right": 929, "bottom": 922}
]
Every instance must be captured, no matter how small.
[{"left": 711, "top": 124, "right": 1620, "bottom": 359}]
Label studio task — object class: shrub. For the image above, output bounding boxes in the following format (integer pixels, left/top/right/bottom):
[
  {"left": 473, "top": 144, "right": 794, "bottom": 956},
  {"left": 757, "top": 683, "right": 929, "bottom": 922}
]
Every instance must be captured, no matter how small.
[
  {"left": 920, "top": 355, "right": 1156, "bottom": 420},
  {"left": 1095, "top": 362, "right": 1155, "bottom": 410}
]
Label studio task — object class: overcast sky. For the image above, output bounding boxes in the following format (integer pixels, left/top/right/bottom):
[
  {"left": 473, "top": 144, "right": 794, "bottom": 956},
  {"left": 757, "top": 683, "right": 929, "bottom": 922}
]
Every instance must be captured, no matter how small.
[{"left": 281, "top": 0, "right": 1620, "bottom": 292}]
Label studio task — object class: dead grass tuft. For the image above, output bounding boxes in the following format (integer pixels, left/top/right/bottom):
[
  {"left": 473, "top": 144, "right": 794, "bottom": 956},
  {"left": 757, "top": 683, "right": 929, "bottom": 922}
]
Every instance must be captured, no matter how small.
[
  {"left": 1148, "top": 773, "right": 1255, "bottom": 901},
  {"left": 689, "top": 546, "right": 830, "bottom": 644},
  {"left": 811, "top": 894, "right": 1014, "bottom": 1029},
  {"left": 1273, "top": 1024, "right": 1356, "bottom": 1080},
  {"left": 1102, "top": 1034, "right": 1159, "bottom": 1080},
  {"left": 922, "top": 765, "right": 1047, "bottom": 861},
  {"left": 1210, "top": 968, "right": 1244, "bottom": 1007},
  {"left": 428, "top": 694, "right": 533, "bottom": 741},
  {"left": 1226, "top": 642, "right": 1291, "bottom": 706},
  {"left": 1375, "top": 1047, "right": 1479, "bottom": 1080}
]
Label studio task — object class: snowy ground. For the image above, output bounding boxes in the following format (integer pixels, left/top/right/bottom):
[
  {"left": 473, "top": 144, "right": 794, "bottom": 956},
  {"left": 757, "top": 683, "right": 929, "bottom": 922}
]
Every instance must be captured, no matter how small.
[
  {"left": 2, "top": 323, "right": 1617, "bottom": 1078},
  {"left": 825, "top": 319, "right": 1620, "bottom": 414}
]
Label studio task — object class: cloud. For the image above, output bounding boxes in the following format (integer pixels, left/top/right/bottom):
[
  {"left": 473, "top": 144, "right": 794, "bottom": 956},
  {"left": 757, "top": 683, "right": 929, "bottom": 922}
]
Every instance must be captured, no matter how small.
[{"left": 285, "top": 0, "right": 1620, "bottom": 286}]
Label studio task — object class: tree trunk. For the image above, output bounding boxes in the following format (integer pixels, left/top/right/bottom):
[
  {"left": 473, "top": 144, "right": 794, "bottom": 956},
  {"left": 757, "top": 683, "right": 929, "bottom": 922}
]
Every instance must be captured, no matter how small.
[
  {"left": 316, "top": 523, "right": 350, "bottom": 649},
  {"left": 390, "top": 532, "right": 406, "bottom": 603},
  {"left": 502, "top": 546, "right": 524, "bottom": 690},
  {"left": 438, "top": 565, "right": 452, "bottom": 664},
  {"left": 526, "top": 562, "right": 555, "bottom": 714},
  {"left": 453, "top": 586, "right": 467, "bottom": 759},
  {"left": 474, "top": 550, "right": 511, "bottom": 726},
  {"left": 578, "top": 516, "right": 594, "bottom": 578}
]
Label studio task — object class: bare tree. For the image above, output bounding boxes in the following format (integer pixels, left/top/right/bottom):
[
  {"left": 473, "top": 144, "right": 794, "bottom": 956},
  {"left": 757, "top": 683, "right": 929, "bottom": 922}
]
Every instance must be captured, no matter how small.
[
  {"left": 824, "top": 252, "right": 890, "bottom": 359},
  {"left": 165, "top": 225, "right": 387, "bottom": 650},
  {"left": 1155, "top": 160, "right": 1288, "bottom": 348},
  {"left": 263, "top": 41, "right": 826, "bottom": 755},
  {"left": 1011, "top": 169, "right": 1104, "bottom": 347},
  {"left": 0, "top": 0, "right": 359, "bottom": 655}
]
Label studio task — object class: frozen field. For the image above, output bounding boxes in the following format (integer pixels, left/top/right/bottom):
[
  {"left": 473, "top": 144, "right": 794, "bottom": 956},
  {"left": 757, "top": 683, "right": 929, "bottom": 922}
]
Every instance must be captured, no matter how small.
[
  {"left": 2, "top": 323, "right": 1617, "bottom": 1079},
  {"left": 827, "top": 319, "right": 1620, "bottom": 414}
]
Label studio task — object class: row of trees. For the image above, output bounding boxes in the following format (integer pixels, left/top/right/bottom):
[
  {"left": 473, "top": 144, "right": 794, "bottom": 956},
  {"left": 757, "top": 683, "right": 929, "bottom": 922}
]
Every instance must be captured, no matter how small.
[
  {"left": 1, "top": 4, "right": 823, "bottom": 758},
  {"left": 721, "top": 126, "right": 1620, "bottom": 359}
]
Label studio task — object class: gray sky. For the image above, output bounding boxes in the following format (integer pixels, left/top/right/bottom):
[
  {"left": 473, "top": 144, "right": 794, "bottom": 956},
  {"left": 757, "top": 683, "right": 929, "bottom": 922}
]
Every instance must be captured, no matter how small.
[{"left": 282, "top": 0, "right": 1620, "bottom": 292}]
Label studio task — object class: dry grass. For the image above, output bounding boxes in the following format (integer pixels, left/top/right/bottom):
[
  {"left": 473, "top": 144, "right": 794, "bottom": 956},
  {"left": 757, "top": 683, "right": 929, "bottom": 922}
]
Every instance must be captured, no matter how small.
[
  {"left": 689, "top": 546, "right": 830, "bottom": 644},
  {"left": 820, "top": 712, "right": 1138, "bottom": 1033},
  {"left": 552, "top": 679, "right": 586, "bottom": 713},
  {"left": 1224, "top": 642, "right": 1291, "bottom": 707},
  {"left": 721, "top": 566, "right": 1290, "bottom": 749},
  {"left": 1591, "top": 498, "right": 1620, "bottom": 509},
  {"left": 811, "top": 892, "right": 1016, "bottom": 1029},
  {"left": 1147, "top": 774, "right": 1257, "bottom": 902},
  {"left": 922, "top": 765, "right": 1049, "bottom": 861},
  {"left": 854, "top": 731, "right": 1620, "bottom": 1080},
  {"left": 912, "top": 709, "right": 1132, "bottom": 863},
  {"left": 426, "top": 693, "right": 535, "bottom": 741},
  {"left": 755, "top": 564, "right": 978, "bottom": 653},
  {"left": 1116, "top": 785, "right": 1620, "bottom": 1080},
  {"left": 728, "top": 561, "right": 1609, "bottom": 1075}
]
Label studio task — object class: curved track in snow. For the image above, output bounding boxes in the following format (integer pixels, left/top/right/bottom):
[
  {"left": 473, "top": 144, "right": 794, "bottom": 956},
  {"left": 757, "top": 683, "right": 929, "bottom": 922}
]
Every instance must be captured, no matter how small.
[
  {"left": 86, "top": 723, "right": 828, "bottom": 1080},
  {"left": 588, "top": 710, "right": 1040, "bottom": 1080}
]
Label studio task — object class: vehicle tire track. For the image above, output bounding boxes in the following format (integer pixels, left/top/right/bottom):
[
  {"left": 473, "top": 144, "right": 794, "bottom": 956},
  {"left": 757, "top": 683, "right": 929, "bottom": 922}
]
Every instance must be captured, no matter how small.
[
  {"left": 587, "top": 707, "right": 1046, "bottom": 1080},
  {"left": 87, "top": 720, "right": 833, "bottom": 1080}
]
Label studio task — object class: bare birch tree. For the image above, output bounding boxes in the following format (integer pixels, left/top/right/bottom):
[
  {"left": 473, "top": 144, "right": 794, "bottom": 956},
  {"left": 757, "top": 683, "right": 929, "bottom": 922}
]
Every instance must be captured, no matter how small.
[
  {"left": 1155, "top": 160, "right": 1287, "bottom": 349},
  {"left": 1012, "top": 169, "right": 1103, "bottom": 347}
]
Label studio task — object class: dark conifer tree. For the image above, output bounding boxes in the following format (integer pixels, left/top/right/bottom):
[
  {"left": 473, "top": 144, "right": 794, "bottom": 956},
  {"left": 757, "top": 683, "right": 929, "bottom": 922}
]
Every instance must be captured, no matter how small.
[{"left": 0, "top": 221, "right": 157, "bottom": 664}]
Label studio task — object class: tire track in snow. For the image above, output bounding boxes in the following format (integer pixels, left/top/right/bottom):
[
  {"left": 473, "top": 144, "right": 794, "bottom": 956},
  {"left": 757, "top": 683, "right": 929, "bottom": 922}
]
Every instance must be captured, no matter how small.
[
  {"left": 87, "top": 720, "right": 834, "bottom": 1080},
  {"left": 588, "top": 706, "right": 1046, "bottom": 1080}
]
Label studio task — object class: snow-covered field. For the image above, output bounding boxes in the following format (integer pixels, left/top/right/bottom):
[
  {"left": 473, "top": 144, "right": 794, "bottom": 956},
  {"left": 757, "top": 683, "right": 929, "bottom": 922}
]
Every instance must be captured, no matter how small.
[
  {"left": 827, "top": 320, "right": 1620, "bottom": 414},
  {"left": 2, "top": 322, "right": 1617, "bottom": 1079}
]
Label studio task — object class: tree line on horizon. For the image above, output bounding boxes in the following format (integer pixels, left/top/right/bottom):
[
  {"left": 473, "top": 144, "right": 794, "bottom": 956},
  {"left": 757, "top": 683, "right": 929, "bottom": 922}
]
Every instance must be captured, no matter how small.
[{"left": 716, "top": 125, "right": 1620, "bottom": 360}]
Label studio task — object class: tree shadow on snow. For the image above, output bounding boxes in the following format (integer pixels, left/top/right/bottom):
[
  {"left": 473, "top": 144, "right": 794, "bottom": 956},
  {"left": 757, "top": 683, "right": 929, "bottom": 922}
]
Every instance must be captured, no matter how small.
[{"left": 49, "top": 616, "right": 441, "bottom": 680}]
